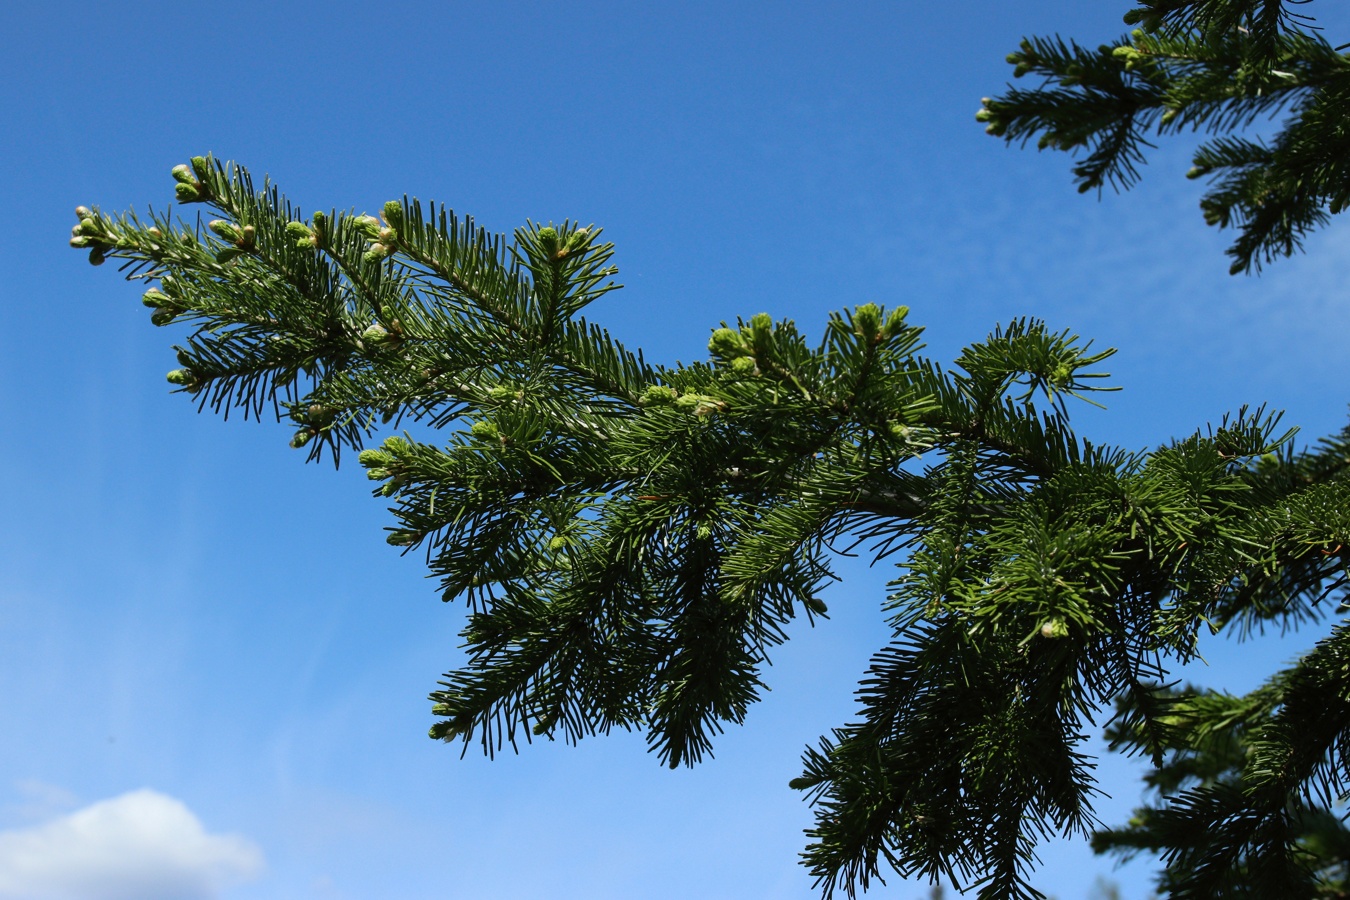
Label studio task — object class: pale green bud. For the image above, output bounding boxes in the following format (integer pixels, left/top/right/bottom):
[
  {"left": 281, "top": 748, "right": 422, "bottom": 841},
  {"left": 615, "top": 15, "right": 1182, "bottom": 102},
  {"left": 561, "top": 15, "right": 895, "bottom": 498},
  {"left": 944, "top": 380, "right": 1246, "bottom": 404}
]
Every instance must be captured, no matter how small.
[
  {"left": 565, "top": 227, "right": 590, "bottom": 253},
  {"left": 166, "top": 369, "right": 194, "bottom": 386},
  {"left": 852, "top": 303, "right": 881, "bottom": 340},
  {"left": 1040, "top": 619, "right": 1070, "bottom": 639},
  {"left": 708, "top": 327, "right": 747, "bottom": 360},
  {"left": 171, "top": 164, "right": 195, "bottom": 184},
  {"left": 883, "top": 306, "right": 909, "bottom": 337},
  {"left": 75, "top": 205, "right": 93, "bottom": 220},
  {"left": 69, "top": 235, "right": 92, "bottom": 248},
  {"left": 208, "top": 220, "right": 242, "bottom": 242},
  {"left": 639, "top": 385, "right": 678, "bottom": 407},
  {"left": 536, "top": 226, "right": 559, "bottom": 254},
  {"left": 358, "top": 448, "right": 389, "bottom": 467},
  {"left": 286, "top": 221, "right": 313, "bottom": 239},
  {"left": 351, "top": 215, "right": 381, "bottom": 238},
  {"left": 674, "top": 393, "right": 721, "bottom": 415},
  {"left": 362, "top": 324, "right": 390, "bottom": 345},
  {"left": 429, "top": 719, "right": 461, "bottom": 740},
  {"left": 382, "top": 200, "right": 403, "bottom": 225},
  {"left": 150, "top": 308, "right": 178, "bottom": 326},
  {"left": 730, "top": 356, "right": 756, "bottom": 375},
  {"left": 142, "top": 290, "right": 170, "bottom": 308},
  {"left": 190, "top": 156, "right": 210, "bottom": 179},
  {"left": 470, "top": 421, "right": 499, "bottom": 441},
  {"left": 175, "top": 183, "right": 202, "bottom": 203}
]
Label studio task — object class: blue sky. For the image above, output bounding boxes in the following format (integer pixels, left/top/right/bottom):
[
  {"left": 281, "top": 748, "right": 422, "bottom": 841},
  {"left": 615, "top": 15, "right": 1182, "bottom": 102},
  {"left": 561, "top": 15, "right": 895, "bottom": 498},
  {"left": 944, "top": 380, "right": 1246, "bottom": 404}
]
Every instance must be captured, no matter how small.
[{"left": 2, "top": 1, "right": 1349, "bottom": 898}]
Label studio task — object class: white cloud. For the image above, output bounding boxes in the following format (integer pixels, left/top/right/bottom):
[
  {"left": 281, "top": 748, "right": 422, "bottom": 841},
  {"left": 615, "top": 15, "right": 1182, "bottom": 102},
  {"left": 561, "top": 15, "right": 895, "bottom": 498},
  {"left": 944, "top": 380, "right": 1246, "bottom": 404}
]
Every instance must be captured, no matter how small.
[{"left": 0, "top": 789, "right": 263, "bottom": 900}]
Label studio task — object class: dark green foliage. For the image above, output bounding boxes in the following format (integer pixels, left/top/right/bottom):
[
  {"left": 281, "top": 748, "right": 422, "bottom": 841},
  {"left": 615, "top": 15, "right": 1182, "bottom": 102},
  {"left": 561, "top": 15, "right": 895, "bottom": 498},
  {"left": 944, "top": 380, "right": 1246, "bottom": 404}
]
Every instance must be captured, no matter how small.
[
  {"left": 981, "top": 2, "right": 1350, "bottom": 897},
  {"left": 70, "top": 138, "right": 1346, "bottom": 896},
  {"left": 979, "top": 0, "right": 1350, "bottom": 273}
]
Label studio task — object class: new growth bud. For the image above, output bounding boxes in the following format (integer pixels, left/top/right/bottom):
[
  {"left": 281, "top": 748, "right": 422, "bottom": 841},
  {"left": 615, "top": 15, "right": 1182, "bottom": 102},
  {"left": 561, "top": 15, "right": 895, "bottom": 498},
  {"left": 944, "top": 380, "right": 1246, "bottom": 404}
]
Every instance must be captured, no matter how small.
[
  {"left": 708, "top": 327, "right": 749, "bottom": 360},
  {"left": 748, "top": 313, "right": 774, "bottom": 356},
  {"left": 1040, "top": 619, "right": 1070, "bottom": 639},
  {"left": 429, "top": 719, "right": 461, "bottom": 740},
  {"left": 382, "top": 200, "right": 403, "bottom": 226},
  {"left": 470, "top": 421, "right": 500, "bottom": 441},
  {"left": 358, "top": 448, "right": 390, "bottom": 467},
  {"left": 639, "top": 385, "right": 679, "bottom": 407},
  {"left": 883, "top": 306, "right": 909, "bottom": 337},
  {"left": 536, "top": 226, "right": 559, "bottom": 255},
  {"left": 351, "top": 215, "right": 381, "bottom": 239},
  {"left": 208, "top": 220, "right": 242, "bottom": 242},
  {"left": 673, "top": 393, "right": 725, "bottom": 417},
  {"left": 851, "top": 303, "right": 882, "bottom": 341},
  {"left": 171, "top": 161, "right": 209, "bottom": 204},
  {"left": 166, "top": 368, "right": 196, "bottom": 388},
  {"left": 362, "top": 323, "right": 399, "bottom": 349},
  {"left": 563, "top": 227, "right": 591, "bottom": 256},
  {"left": 286, "top": 220, "right": 317, "bottom": 248}
]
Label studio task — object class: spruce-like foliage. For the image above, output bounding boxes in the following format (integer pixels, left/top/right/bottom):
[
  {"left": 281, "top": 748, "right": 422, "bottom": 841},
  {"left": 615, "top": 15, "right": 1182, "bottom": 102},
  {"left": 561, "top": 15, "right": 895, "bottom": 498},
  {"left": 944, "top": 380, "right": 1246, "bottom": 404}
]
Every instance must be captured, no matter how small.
[
  {"left": 69, "top": 154, "right": 1346, "bottom": 897},
  {"left": 980, "top": 2, "right": 1350, "bottom": 897},
  {"left": 66, "top": 5, "right": 1347, "bottom": 892},
  {"left": 978, "top": 0, "right": 1350, "bottom": 274}
]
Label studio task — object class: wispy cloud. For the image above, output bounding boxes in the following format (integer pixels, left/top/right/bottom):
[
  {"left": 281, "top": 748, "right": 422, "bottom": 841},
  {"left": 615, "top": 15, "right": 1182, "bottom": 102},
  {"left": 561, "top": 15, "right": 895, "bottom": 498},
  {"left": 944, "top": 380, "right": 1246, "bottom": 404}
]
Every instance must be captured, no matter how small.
[{"left": 0, "top": 789, "right": 263, "bottom": 900}]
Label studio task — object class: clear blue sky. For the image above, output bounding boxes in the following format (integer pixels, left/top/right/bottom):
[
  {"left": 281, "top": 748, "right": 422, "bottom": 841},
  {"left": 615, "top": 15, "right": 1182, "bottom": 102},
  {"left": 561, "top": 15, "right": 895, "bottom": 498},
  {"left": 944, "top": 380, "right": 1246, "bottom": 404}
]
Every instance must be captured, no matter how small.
[{"left": 2, "top": 2, "right": 1348, "bottom": 898}]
